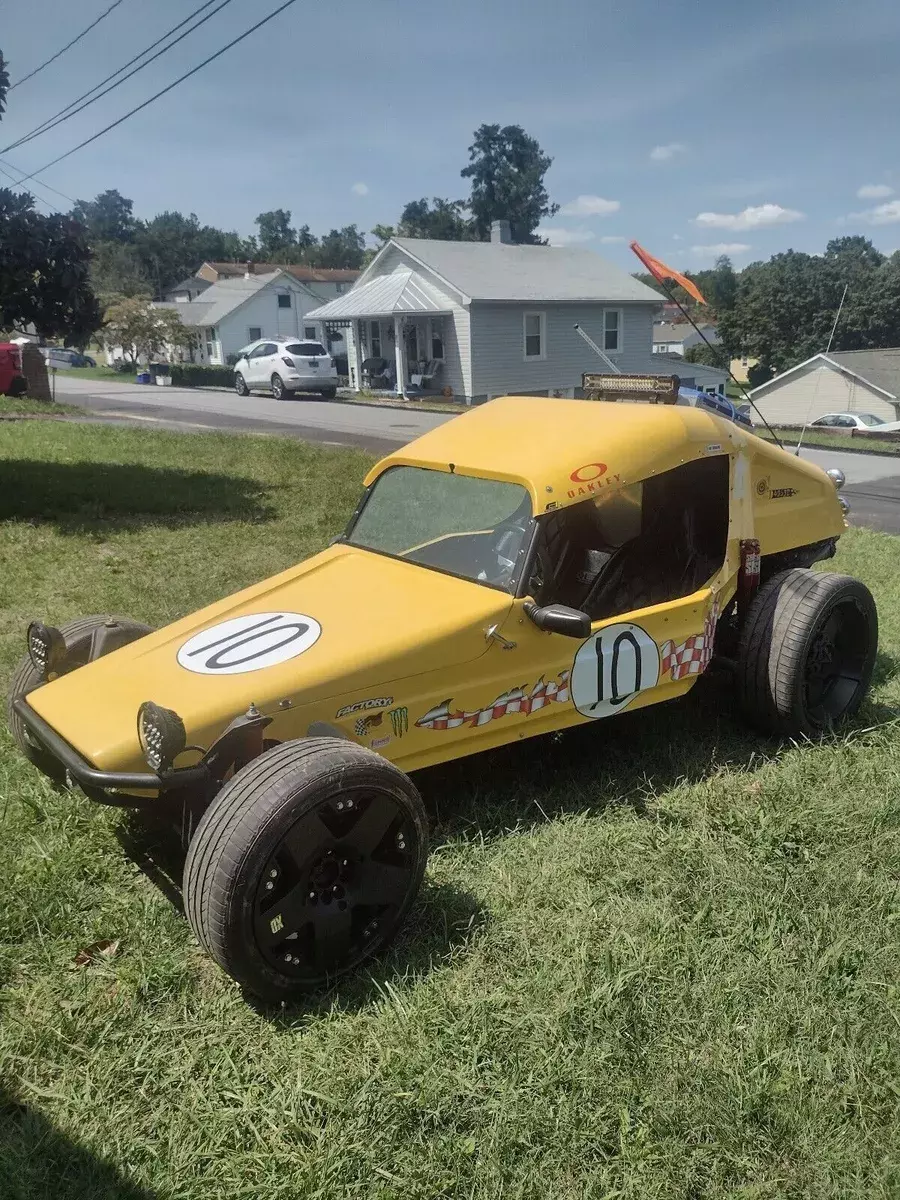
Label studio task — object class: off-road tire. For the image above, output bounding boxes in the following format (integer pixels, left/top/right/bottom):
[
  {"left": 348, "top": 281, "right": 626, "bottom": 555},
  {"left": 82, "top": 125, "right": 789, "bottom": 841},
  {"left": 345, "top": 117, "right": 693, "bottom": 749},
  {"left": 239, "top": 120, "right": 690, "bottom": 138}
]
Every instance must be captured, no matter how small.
[
  {"left": 234, "top": 373, "right": 249, "bottom": 397},
  {"left": 6, "top": 614, "right": 154, "bottom": 778},
  {"left": 738, "top": 569, "right": 877, "bottom": 737},
  {"left": 183, "top": 737, "right": 428, "bottom": 1001},
  {"left": 270, "top": 373, "right": 285, "bottom": 400}
]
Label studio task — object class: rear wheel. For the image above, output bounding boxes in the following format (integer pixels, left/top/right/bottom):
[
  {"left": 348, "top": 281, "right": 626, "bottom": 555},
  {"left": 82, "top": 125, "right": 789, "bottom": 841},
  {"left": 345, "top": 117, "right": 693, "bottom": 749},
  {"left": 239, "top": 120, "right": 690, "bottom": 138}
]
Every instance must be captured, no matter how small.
[
  {"left": 271, "top": 373, "right": 285, "bottom": 400},
  {"left": 7, "top": 615, "right": 154, "bottom": 778},
  {"left": 738, "top": 569, "right": 877, "bottom": 737},
  {"left": 321, "top": 388, "right": 337, "bottom": 400},
  {"left": 183, "top": 738, "right": 428, "bottom": 1001},
  {"left": 234, "top": 373, "right": 249, "bottom": 397}
]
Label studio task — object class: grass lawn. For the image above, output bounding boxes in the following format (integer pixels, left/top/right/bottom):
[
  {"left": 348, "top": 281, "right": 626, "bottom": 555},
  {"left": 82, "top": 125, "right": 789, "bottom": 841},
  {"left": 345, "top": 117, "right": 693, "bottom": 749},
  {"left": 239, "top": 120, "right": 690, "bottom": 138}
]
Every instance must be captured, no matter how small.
[
  {"left": 755, "top": 426, "right": 900, "bottom": 457},
  {"left": 3, "top": 422, "right": 900, "bottom": 1198},
  {"left": 0, "top": 396, "right": 83, "bottom": 417},
  {"left": 53, "top": 365, "right": 131, "bottom": 384}
]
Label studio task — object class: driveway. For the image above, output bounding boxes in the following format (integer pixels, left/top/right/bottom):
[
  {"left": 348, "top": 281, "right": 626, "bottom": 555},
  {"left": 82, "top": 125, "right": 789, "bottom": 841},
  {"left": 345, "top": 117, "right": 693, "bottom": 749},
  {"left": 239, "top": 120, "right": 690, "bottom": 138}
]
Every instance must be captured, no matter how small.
[{"left": 53, "top": 377, "right": 900, "bottom": 533}]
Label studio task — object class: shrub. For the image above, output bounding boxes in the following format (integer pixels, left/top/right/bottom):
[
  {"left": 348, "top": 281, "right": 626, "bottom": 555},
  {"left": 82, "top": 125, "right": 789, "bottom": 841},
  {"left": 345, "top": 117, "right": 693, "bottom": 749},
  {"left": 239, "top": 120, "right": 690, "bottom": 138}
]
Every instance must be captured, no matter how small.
[{"left": 169, "top": 363, "right": 235, "bottom": 388}]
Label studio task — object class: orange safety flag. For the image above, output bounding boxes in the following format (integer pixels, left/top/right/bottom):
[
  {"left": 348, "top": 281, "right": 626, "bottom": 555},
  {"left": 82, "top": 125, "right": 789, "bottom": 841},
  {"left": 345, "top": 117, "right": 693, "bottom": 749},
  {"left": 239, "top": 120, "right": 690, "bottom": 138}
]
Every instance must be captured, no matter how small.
[{"left": 630, "top": 241, "right": 708, "bottom": 306}]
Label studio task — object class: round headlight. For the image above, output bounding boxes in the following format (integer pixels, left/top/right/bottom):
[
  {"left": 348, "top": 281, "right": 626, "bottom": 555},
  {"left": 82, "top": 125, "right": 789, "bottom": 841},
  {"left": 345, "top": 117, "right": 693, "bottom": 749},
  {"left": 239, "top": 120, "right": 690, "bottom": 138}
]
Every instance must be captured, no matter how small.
[
  {"left": 27, "top": 621, "right": 66, "bottom": 679},
  {"left": 137, "top": 701, "right": 186, "bottom": 773},
  {"left": 838, "top": 495, "right": 851, "bottom": 517},
  {"left": 826, "top": 467, "right": 846, "bottom": 490}
]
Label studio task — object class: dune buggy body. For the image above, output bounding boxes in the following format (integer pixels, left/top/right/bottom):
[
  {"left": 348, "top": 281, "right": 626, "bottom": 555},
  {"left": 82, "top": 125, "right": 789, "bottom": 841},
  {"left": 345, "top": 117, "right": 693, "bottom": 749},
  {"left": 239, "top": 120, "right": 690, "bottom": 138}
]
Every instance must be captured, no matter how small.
[{"left": 10, "top": 396, "right": 871, "bottom": 999}]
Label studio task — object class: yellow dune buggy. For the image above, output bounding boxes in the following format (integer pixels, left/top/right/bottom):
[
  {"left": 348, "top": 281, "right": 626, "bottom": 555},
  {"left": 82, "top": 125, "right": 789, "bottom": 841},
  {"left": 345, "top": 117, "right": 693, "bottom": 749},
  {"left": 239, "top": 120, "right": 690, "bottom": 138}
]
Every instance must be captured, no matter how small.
[{"left": 8, "top": 395, "right": 876, "bottom": 999}]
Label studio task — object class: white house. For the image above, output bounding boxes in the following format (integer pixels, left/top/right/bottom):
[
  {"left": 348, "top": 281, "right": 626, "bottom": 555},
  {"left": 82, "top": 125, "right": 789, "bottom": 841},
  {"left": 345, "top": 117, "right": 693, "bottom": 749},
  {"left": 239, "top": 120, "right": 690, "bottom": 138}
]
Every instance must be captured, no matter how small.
[
  {"left": 304, "top": 222, "right": 727, "bottom": 404},
  {"left": 750, "top": 349, "right": 900, "bottom": 425},
  {"left": 652, "top": 321, "right": 720, "bottom": 356},
  {"left": 153, "top": 268, "right": 337, "bottom": 365}
]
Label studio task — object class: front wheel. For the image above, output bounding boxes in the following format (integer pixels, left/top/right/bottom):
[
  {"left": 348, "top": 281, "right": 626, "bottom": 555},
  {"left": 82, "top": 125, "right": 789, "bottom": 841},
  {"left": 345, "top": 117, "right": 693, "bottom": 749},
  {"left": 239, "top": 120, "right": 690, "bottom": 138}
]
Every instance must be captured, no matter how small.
[
  {"left": 234, "top": 373, "right": 249, "bottom": 397},
  {"left": 321, "top": 387, "right": 337, "bottom": 400},
  {"left": 271, "top": 373, "right": 285, "bottom": 400},
  {"left": 738, "top": 569, "right": 877, "bottom": 738},
  {"left": 183, "top": 738, "right": 428, "bottom": 1000}
]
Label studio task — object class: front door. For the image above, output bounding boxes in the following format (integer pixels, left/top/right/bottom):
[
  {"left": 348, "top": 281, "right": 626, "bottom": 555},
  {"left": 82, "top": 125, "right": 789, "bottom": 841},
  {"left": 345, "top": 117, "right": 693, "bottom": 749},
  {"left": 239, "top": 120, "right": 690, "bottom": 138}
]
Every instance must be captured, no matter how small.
[{"left": 247, "top": 342, "right": 277, "bottom": 385}]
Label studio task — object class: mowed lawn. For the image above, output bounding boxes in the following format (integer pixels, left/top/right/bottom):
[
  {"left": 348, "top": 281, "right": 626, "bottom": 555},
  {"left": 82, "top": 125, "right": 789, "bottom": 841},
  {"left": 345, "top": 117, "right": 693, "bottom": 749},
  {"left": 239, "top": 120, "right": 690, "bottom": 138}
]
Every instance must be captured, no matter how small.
[{"left": 3, "top": 422, "right": 900, "bottom": 1200}]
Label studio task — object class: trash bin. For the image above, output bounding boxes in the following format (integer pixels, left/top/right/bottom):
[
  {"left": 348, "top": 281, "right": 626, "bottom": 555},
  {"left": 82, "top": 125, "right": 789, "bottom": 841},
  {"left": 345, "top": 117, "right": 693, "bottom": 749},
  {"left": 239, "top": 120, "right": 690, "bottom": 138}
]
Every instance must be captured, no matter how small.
[{"left": 136, "top": 371, "right": 152, "bottom": 384}]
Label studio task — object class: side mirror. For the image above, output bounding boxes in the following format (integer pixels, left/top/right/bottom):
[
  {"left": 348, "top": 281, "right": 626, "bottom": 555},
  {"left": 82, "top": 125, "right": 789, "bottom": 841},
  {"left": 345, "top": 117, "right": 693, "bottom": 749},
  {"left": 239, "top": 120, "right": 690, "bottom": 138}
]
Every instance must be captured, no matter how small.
[{"left": 524, "top": 602, "right": 591, "bottom": 638}]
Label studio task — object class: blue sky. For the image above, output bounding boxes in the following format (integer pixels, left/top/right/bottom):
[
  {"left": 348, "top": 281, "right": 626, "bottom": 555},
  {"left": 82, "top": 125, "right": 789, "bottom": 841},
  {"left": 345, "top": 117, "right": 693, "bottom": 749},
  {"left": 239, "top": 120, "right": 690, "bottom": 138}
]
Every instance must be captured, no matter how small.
[{"left": 2, "top": 0, "right": 900, "bottom": 272}]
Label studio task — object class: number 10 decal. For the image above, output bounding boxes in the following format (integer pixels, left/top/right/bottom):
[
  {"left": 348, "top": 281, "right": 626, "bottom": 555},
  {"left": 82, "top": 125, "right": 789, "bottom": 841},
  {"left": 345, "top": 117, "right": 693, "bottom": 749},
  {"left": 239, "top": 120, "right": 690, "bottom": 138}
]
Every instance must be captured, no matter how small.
[{"left": 570, "top": 622, "right": 660, "bottom": 718}]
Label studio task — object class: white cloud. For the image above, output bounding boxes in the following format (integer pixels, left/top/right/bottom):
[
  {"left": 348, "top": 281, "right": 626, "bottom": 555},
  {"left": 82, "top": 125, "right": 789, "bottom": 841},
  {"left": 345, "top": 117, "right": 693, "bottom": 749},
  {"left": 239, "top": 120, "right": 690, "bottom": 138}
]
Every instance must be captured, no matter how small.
[
  {"left": 672, "top": 234, "right": 683, "bottom": 241},
  {"left": 559, "top": 194, "right": 620, "bottom": 217},
  {"left": 848, "top": 199, "right": 900, "bottom": 226},
  {"left": 537, "top": 226, "right": 595, "bottom": 247},
  {"left": 693, "top": 203, "right": 804, "bottom": 231},
  {"left": 650, "top": 142, "right": 687, "bottom": 162},
  {"left": 599, "top": 235, "right": 625, "bottom": 244},
  {"left": 691, "top": 242, "right": 752, "bottom": 257},
  {"left": 856, "top": 183, "right": 894, "bottom": 200},
  {"left": 351, "top": 182, "right": 369, "bottom": 196}
]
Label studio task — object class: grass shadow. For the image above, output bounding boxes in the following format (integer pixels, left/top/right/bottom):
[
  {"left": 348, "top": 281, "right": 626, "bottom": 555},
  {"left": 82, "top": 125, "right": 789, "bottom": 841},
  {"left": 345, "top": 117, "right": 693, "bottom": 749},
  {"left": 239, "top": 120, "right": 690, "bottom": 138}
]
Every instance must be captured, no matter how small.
[
  {"left": 414, "top": 670, "right": 900, "bottom": 845},
  {"left": 113, "top": 811, "right": 486, "bottom": 1020},
  {"left": 0, "top": 1084, "right": 162, "bottom": 1200},
  {"left": 0, "top": 459, "right": 275, "bottom": 531}
]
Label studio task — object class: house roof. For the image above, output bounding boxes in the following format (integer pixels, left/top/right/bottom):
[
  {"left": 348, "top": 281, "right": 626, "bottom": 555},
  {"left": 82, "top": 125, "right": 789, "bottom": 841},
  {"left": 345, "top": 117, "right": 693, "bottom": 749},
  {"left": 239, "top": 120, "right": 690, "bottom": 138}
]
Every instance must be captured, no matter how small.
[
  {"left": 167, "top": 276, "right": 212, "bottom": 295},
  {"left": 156, "top": 271, "right": 292, "bottom": 327},
  {"left": 360, "top": 238, "right": 665, "bottom": 304},
  {"left": 304, "top": 269, "right": 454, "bottom": 321},
  {"left": 201, "top": 261, "right": 360, "bottom": 284},
  {"left": 750, "top": 349, "right": 900, "bottom": 402}
]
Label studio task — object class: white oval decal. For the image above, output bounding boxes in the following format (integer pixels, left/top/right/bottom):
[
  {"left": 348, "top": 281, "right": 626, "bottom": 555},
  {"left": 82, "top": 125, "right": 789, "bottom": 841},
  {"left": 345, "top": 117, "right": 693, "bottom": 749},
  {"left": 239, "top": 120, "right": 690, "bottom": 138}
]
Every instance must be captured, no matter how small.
[
  {"left": 571, "top": 622, "right": 660, "bottom": 718},
  {"left": 177, "top": 612, "right": 321, "bottom": 675}
]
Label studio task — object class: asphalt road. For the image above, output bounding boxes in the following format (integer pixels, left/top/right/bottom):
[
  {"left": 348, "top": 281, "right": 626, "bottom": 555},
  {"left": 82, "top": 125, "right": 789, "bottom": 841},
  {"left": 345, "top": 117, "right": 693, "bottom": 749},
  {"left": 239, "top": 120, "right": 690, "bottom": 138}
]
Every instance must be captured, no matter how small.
[{"left": 53, "top": 376, "right": 900, "bottom": 533}]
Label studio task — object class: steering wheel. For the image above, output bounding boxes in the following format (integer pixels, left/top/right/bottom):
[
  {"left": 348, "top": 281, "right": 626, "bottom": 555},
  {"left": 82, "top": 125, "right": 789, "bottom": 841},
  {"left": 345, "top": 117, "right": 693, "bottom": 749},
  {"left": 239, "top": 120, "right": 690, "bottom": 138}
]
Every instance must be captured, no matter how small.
[{"left": 483, "top": 518, "right": 530, "bottom": 587}]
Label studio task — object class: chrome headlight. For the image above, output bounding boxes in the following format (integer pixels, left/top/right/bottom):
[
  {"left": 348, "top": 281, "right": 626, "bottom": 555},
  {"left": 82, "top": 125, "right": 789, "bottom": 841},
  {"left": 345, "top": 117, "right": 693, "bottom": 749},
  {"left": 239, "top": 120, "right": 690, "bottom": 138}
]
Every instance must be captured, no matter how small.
[
  {"left": 137, "top": 701, "right": 186, "bottom": 773},
  {"left": 838, "top": 495, "right": 851, "bottom": 516},
  {"left": 826, "top": 467, "right": 846, "bottom": 490},
  {"left": 27, "top": 621, "right": 66, "bottom": 680}
]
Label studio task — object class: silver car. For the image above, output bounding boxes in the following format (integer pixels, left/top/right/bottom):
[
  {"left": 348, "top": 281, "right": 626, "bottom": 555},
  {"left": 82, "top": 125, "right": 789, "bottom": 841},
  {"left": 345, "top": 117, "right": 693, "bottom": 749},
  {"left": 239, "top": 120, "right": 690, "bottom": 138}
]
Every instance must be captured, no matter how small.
[{"left": 234, "top": 338, "right": 339, "bottom": 400}]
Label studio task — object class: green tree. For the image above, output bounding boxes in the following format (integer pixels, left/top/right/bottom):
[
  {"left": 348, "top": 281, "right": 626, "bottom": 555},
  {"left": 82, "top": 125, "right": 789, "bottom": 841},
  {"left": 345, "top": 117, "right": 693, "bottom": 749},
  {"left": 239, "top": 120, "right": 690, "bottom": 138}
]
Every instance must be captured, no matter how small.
[
  {"left": 90, "top": 241, "right": 151, "bottom": 304},
  {"left": 255, "top": 209, "right": 296, "bottom": 259},
  {"left": 695, "top": 255, "right": 738, "bottom": 313},
  {"left": 461, "top": 123, "right": 558, "bottom": 244},
  {"left": 396, "top": 197, "right": 473, "bottom": 240},
  {"left": 0, "top": 189, "right": 100, "bottom": 341},
  {"left": 311, "top": 225, "right": 366, "bottom": 269},
  {"left": 134, "top": 210, "right": 247, "bottom": 294},
  {"left": 70, "top": 189, "right": 136, "bottom": 243},
  {"left": 102, "top": 297, "right": 193, "bottom": 365},
  {"left": 683, "top": 341, "right": 728, "bottom": 369}
]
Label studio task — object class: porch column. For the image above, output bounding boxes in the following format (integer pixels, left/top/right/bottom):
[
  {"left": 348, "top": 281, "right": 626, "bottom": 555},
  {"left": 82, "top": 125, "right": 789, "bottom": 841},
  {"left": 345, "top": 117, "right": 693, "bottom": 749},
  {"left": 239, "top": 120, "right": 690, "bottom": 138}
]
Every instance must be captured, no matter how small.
[
  {"left": 393, "top": 314, "right": 406, "bottom": 396},
  {"left": 425, "top": 317, "right": 433, "bottom": 363},
  {"left": 351, "top": 319, "right": 363, "bottom": 391}
]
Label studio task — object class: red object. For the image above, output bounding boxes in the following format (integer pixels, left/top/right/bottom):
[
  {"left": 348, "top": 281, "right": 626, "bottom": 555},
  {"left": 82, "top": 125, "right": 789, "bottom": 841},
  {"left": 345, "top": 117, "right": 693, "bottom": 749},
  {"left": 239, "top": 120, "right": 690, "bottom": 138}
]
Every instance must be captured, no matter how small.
[
  {"left": 738, "top": 538, "right": 761, "bottom": 618},
  {"left": 0, "top": 343, "right": 27, "bottom": 397},
  {"left": 630, "top": 242, "right": 708, "bottom": 306}
]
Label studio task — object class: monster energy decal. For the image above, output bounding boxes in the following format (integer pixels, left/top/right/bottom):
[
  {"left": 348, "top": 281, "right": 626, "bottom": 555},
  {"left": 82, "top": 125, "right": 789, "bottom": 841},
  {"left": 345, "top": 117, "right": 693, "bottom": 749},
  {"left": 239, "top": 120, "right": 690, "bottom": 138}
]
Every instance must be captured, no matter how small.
[{"left": 389, "top": 707, "right": 409, "bottom": 737}]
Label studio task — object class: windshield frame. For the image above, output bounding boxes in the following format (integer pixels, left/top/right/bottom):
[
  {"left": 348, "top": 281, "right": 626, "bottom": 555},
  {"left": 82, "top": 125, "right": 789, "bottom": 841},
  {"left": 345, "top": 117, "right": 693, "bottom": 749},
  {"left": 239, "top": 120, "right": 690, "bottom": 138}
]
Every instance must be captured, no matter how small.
[{"left": 340, "top": 467, "right": 536, "bottom": 594}]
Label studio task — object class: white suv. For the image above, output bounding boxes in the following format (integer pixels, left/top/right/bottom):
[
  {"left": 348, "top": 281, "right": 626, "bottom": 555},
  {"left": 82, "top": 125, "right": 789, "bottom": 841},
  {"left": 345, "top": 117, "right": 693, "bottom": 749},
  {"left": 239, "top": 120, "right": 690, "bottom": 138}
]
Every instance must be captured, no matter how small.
[{"left": 234, "top": 338, "right": 338, "bottom": 400}]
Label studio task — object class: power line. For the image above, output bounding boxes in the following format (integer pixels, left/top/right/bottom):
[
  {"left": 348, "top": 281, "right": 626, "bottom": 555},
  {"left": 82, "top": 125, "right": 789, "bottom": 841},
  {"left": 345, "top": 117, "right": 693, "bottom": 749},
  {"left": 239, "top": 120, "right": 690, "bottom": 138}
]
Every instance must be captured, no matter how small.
[
  {"left": 2, "top": 0, "right": 233, "bottom": 154},
  {"left": 9, "top": 0, "right": 299, "bottom": 189},
  {"left": 10, "top": 0, "right": 127, "bottom": 91},
  {"left": 0, "top": 157, "right": 75, "bottom": 205},
  {"left": 0, "top": 161, "right": 62, "bottom": 212}
]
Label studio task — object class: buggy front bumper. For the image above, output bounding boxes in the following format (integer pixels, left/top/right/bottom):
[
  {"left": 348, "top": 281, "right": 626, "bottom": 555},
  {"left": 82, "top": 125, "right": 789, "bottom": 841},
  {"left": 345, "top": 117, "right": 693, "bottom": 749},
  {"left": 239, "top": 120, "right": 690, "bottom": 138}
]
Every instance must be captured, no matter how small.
[{"left": 12, "top": 697, "right": 209, "bottom": 807}]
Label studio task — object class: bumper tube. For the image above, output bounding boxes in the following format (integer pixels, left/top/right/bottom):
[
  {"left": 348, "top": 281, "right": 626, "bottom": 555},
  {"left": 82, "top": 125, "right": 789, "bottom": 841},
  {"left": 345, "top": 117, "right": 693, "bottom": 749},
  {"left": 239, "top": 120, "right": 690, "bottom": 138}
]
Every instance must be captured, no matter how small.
[{"left": 12, "top": 697, "right": 209, "bottom": 805}]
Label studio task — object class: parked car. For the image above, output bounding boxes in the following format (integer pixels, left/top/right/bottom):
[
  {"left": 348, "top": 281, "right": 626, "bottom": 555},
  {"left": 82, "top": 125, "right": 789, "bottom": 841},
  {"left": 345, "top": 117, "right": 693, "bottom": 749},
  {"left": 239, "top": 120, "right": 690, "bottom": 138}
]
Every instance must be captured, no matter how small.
[
  {"left": 7, "top": 397, "right": 875, "bottom": 1000},
  {"left": 234, "top": 338, "right": 338, "bottom": 400},
  {"left": 40, "top": 347, "right": 96, "bottom": 369},
  {"left": 0, "top": 342, "right": 28, "bottom": 396},
  {"left": 809, "top": 412, "right": 900, "bottom": 432}
]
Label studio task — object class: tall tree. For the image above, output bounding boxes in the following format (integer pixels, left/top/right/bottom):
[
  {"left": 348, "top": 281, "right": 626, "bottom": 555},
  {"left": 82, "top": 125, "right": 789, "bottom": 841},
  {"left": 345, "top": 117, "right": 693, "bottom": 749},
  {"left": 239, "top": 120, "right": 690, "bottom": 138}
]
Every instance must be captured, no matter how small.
[
  {"left": 102, "top": 297, "right": 194, "bottom": 365},
  {"left": 134, "top": 210, "right": 248, "bottom": 294},
  {"left": 461, "top": 123, "right": 559, "bottom": 244},
  {"left": 0, "top": 189, "right": 100, "bottom": 341},
  {"left": 396, "top": 197, "right": 473, "bottom": 240},
  {"left": 70, "top": 189, "right": 136, "bottom": 244},
  {"left": 90, "top": 241, "right": 151, "bottom": 304},
  {"left": 255, "top": 209, "right": 296, "bottom": 259},
  {"left": 312, "top": 225, "right": 365, "bottom": 269}
]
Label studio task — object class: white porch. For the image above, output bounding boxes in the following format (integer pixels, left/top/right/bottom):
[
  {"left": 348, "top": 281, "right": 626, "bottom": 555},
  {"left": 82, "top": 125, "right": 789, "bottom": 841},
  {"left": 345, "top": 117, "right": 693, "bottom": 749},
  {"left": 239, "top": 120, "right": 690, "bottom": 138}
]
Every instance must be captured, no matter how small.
[{"left": 303, "top": 269, "right": 454, "bottom": 398}]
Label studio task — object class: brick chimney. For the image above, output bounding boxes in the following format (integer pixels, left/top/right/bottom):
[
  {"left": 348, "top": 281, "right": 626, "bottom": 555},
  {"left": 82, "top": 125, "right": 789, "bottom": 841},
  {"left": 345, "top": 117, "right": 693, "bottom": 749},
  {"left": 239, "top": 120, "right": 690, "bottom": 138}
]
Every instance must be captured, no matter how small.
[{"left": 491, "top": 219, "right": 512, "bottom": 244}]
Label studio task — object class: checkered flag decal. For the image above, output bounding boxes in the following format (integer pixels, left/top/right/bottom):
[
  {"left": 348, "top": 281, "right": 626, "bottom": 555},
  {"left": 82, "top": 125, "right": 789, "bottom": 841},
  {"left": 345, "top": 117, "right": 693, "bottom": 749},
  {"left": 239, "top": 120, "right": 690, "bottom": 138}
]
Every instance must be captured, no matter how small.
[
  {"left": 416, "top": 671, "right": 570, "bottom": 732},
  {"left": 660, "top": 599, "right": 719, "bottom": 682}
]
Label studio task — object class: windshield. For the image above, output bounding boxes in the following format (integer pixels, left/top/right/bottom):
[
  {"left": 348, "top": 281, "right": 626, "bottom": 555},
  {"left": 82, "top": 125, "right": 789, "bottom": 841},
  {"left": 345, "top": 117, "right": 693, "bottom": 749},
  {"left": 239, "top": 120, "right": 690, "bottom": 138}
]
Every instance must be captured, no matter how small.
[
  {"left": 286, "top": 342, "right": 326, "bottom": 356},
  {"left": 858, "top": 413, "right": 885, "bottom": 427},
  {"left": 347, "top": 466, "right": 531, "bottom": 590}
]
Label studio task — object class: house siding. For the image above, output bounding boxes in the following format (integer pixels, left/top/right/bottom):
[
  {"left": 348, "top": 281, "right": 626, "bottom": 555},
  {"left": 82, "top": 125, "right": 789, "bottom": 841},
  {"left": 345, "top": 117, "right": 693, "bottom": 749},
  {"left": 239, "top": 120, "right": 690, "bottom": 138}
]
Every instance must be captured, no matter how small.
[
  {"left": 211, "top": 283, "right": 328, "bottom": 363},
  {"left": 469, "top": 302, "right": 658, "bottom": 400},
  {"left": 753, "top": 363, "right": 900, "bottom": 425}
]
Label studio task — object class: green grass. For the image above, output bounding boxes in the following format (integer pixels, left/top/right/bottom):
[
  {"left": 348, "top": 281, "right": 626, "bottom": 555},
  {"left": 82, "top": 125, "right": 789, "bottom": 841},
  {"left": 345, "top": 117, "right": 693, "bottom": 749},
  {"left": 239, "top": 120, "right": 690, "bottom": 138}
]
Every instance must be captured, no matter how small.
[
  {"left": 53, "top": 365, "right": 131, "bottom": 384},
  {"left": 756, "top": 426, "right": 900, "bottom": 457},
  {"left": 0, "top": 396, "right": 83, "bottom": 417},
  {"left": 3, "top": 422, "right": 900, "bottom": 1198}
]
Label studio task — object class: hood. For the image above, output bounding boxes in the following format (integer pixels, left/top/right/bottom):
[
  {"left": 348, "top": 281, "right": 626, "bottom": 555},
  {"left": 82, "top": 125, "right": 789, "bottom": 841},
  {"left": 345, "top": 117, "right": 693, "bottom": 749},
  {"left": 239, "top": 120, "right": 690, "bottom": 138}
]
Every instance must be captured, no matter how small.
[{"left": 27, "top": 544, "right": 512, "bottom": 770}]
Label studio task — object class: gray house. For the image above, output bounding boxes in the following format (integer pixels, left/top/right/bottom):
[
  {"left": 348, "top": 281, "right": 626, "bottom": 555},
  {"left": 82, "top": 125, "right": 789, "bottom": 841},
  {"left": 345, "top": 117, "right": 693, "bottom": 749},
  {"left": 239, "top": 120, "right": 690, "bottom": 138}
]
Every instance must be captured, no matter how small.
[{"left": 304, "top": 221, "right": 722, "bottom": 404}]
